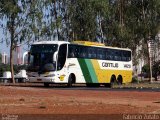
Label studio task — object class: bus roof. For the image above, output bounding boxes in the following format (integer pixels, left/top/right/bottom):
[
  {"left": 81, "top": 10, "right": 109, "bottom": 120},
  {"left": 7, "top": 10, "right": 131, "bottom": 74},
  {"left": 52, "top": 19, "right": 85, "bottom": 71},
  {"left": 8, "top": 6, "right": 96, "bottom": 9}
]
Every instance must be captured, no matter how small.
[
  {"left": 32, "top": 41, "right": 69, "bottom": 45},
  {"left": 71, "top": 41, "right": 131, "bottom": 51},
  {"left": 72, "top": 41, "right": 105, "bottom": 46},
  {"left": 31, "top": 40, "right": 131, "bottom": 51}
]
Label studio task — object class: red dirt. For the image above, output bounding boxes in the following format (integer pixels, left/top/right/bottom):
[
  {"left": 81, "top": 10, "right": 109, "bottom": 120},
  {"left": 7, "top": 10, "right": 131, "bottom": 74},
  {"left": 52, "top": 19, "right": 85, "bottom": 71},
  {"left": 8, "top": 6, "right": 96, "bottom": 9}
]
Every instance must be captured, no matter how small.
[{"left": 0, "top": 85, "right": 160, "bottom": 119}]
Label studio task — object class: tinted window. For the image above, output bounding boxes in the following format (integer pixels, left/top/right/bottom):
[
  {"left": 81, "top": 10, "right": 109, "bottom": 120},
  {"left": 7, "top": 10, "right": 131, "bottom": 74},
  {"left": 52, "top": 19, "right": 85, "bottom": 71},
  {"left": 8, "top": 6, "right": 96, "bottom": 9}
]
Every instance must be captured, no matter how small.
[
  {"left": 68, "top": 44, "right": 131, "bottom": 61},
  {"left": 30, "top": 44, "right": 58, "bottom": 53},
  {"left": 122, "top": 51, "right": 131, "bottom": 61},
  {"left": 97, "top": 48, "right": 105, "bottom": 60},
  {"left": 79, "top": 46, "right": 87, "bottom": 58},
  {"left": 68, "top": 44, "right": 80, "bottom": 58}
]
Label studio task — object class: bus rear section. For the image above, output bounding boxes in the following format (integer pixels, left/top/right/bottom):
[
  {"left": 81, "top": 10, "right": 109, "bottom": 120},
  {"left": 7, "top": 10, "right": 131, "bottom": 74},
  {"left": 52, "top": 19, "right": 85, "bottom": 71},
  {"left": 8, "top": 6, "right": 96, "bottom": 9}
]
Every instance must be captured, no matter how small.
[{"left": 67, "top": 42, "right": 132, "bottom": 87}]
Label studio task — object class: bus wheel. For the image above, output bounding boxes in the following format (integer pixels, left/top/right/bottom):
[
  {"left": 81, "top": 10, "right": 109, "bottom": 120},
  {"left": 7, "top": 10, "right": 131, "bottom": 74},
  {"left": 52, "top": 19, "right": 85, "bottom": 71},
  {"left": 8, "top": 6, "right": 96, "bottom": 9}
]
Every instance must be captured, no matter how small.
[
  {"left": 67, "top": 74, "right": 75, "bottom": 87},
  {"left": 117, "top": 75, "right": 123, "bottom": 85},
  {"left": 44, "top": 83, "right": 49, "bottom": 87},
  {"left": 110, "top": 75, "right": 116, "bottom": 88}
]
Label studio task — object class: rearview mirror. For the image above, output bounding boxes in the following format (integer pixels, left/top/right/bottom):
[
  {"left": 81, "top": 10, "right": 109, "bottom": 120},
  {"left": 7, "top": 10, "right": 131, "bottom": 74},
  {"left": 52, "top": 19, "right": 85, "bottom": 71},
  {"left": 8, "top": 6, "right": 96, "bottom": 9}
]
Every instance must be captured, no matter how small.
[{"left": 27, "top": 52, "right": 30, "bottom": 64}]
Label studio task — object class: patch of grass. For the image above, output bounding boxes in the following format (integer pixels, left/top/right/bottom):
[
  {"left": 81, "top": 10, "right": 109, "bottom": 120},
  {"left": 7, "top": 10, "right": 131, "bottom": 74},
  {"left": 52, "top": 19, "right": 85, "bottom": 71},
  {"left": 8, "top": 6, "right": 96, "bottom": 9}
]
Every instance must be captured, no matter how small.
[
  {"left": 131, "top": 77, "right": 139, "bottom": 83},
  {"left": 113, "top": 81, "right": 160, "bottom": 89}
]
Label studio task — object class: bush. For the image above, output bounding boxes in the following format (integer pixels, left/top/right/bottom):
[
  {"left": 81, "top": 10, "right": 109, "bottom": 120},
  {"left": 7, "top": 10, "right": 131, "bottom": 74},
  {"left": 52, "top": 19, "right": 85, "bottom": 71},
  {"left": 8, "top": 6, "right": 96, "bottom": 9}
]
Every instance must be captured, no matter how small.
[
  {"left": 141, "top": 63, "right": 160, "bottom": 80},
  {"left": 142, "top": 64, "right": 150, "bottom": 74},
  {"left": 0, "top": 64, "right": 10, "bottom": 77},
  {"left": 131, "top": 77, "right": 139, "bottom": 83}
]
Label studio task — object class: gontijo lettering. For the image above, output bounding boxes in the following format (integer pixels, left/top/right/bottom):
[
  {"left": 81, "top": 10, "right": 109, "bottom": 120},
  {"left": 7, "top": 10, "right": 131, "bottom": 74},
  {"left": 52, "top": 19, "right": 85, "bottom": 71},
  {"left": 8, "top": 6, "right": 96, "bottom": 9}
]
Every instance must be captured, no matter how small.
[{"left": 102, "top": 62, "right": 119, "bottom": 68}]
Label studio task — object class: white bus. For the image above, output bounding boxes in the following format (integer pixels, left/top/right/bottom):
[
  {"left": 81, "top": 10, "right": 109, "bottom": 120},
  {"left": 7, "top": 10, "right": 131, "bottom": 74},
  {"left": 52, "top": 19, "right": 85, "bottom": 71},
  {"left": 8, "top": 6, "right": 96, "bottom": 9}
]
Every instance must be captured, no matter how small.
[{"left": 27, "top": 41, "right": 132, "bottom": 87}]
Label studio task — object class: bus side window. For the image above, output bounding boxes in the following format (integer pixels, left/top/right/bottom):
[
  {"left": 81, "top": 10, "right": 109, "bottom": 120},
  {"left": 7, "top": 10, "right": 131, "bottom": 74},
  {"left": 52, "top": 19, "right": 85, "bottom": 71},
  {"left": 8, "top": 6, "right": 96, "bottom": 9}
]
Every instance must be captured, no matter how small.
[
  {"left": 78, "top": 46, "right": 87, "bottom": 58},
  {"left": 122, "top": 51, "right": 129, "bottom": 61},
  {"left": 68, "top": 45, "right": 73, "bottom": 58},
  {"left": 75, "top": 46, "right": 80, "bottom": 58},
  {"left": 97, "top": 48, "right": 105, "bottom": 60},
  {"left": 70, "top": 46, "right": 75, "bottom": 58},
  {"left": 102, "top": 49, "right": 105, "bottom": 60},
  {"left": 82, "top": 46, "right": 87, "bottom": 58},
  {"left": 92, "top": 47, "right": 96, "bottom": 58},
  {"left": 87, "top": 47, "right": 95, "bottom": 59},
  {"left": 106, "top": 49, "right": 113, "bottom": 60},
  {"left": 88, "top": 48, "right": 92, "bottom": 58},
  {"left": 114, "top": 50, "right": 121, "bottom": 61},
  {"left": 68, "top": 45, "right": 78, "bottom": 58},
  {"left": 111, "top": 50, "right": 115, "bottom": 60},
  {"left": 105, "top": 49, "right": 109, "bottom": 60},
  {"left": 127, "top": 51, "right": 131, "bottom": 61}
]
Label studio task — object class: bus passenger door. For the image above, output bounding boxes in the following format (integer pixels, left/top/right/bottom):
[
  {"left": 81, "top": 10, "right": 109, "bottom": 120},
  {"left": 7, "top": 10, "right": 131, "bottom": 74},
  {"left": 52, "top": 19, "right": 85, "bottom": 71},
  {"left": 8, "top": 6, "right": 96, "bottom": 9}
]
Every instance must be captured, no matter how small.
[{"left": 57, "top": 44, "right": 67, "bottom": 71}]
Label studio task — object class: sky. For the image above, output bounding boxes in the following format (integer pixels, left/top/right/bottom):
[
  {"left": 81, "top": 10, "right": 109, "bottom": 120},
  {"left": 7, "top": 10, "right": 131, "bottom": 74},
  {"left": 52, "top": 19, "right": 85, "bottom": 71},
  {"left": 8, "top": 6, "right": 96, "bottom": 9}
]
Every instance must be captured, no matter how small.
[
  {"left": 0, "top": 29, "right": 10, "bottom": 55},
  {"left": 0, "top": 42, "right": 9, "bottom": 55},
  {"left": 0, "top": 15, "right": 30, "bottom": 57}
]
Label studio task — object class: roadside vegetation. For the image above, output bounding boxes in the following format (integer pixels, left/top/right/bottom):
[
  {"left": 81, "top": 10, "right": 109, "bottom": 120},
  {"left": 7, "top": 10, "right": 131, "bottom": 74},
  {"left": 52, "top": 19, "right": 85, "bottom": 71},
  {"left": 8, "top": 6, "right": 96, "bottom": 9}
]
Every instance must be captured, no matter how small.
[{"left": 113, "top": 82, "right": 160, "bottom": 89}]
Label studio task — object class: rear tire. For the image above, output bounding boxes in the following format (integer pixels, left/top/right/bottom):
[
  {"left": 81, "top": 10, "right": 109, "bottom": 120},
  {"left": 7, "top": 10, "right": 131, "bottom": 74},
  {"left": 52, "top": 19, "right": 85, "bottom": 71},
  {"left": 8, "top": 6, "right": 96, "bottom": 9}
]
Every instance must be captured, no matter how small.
[{"left": 117, "top": 75, "right": 123, "bottom": 85}]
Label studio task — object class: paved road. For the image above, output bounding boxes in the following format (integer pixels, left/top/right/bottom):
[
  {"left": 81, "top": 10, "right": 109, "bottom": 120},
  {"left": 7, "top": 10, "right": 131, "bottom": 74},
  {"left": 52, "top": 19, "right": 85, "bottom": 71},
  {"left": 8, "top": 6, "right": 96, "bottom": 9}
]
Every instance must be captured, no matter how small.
[{"left": 1, "top": 83, "right": 160, "bottom": 92}]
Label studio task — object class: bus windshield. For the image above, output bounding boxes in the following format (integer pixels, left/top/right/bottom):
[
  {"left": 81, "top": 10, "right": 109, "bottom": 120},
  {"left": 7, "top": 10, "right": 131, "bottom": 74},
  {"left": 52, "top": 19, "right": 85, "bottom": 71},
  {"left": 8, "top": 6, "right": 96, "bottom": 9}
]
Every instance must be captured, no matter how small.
[{"left": 27, "top": 44, "right": 58, "bottom": 72}]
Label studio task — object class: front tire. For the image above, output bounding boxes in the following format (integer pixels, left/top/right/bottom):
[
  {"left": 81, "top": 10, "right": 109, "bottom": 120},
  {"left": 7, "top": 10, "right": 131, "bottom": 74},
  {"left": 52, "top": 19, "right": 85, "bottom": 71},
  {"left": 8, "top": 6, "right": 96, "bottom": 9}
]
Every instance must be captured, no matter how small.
[
  {"left": 67, "top": 75, "right": 73, "bottom": 87},
  {"left": 109, "top": 75, "right": 117, "bottom": 88}
]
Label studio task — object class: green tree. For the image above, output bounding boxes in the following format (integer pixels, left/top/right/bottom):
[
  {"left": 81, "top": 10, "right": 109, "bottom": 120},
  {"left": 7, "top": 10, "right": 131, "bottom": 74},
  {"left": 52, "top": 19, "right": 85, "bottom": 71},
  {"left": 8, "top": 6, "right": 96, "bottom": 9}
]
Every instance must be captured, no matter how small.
[
  {"left": 131, "top": 0, "right": 160, "bottom": 81},
  {"left": 68, "top": 0, "right": 109, "bottom": 41},
  {"left": 0, "top": 0, "right": 36, "bottom": 83},
  {"left": 43, "top": 0, "right": 64, "bottom": 40}
]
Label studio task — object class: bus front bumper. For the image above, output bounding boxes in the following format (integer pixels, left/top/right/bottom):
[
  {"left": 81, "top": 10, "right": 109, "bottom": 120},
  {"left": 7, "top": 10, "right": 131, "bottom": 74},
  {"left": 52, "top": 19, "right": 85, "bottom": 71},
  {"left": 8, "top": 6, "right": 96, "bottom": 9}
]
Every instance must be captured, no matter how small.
[{"left": 28, "top": 77, "right": 56, "bottom": 83}]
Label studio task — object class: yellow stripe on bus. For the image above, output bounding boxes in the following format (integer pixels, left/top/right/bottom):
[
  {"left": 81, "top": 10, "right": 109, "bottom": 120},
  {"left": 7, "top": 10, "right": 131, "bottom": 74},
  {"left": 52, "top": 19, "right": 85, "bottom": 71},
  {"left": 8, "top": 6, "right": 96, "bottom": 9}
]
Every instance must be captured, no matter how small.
[{"left": 91, "top": 59, "right": 132, "bottom": 83}]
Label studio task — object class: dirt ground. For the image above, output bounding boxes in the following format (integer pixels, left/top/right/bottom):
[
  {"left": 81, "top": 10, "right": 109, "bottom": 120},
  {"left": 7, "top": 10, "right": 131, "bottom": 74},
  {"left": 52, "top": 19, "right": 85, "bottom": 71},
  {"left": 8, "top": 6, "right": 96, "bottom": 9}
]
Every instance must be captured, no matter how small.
[{"left": 0, "top": 85, "right": 160, "bottom": 120}]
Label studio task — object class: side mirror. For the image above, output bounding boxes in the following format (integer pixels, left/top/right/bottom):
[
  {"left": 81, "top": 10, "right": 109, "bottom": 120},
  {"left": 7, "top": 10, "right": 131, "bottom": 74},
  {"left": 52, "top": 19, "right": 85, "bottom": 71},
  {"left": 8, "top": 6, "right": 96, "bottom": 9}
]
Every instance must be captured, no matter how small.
[
  {"left": 27, "top": 52, "right": 31, "bottom": 64},
  {"left": 53, "top": 51, "right": 58, "bottom": 62}
]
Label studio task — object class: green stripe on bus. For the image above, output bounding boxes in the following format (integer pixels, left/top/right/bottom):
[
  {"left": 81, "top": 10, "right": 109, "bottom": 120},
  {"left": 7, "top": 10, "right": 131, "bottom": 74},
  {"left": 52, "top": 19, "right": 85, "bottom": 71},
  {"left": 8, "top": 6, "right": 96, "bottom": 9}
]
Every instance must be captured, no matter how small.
[
  {"left": 85, "top": 59, "right": 98, "bottom": 83},
  {"left": 78, "top": 59, "right": 93, "bottom": 83}
]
